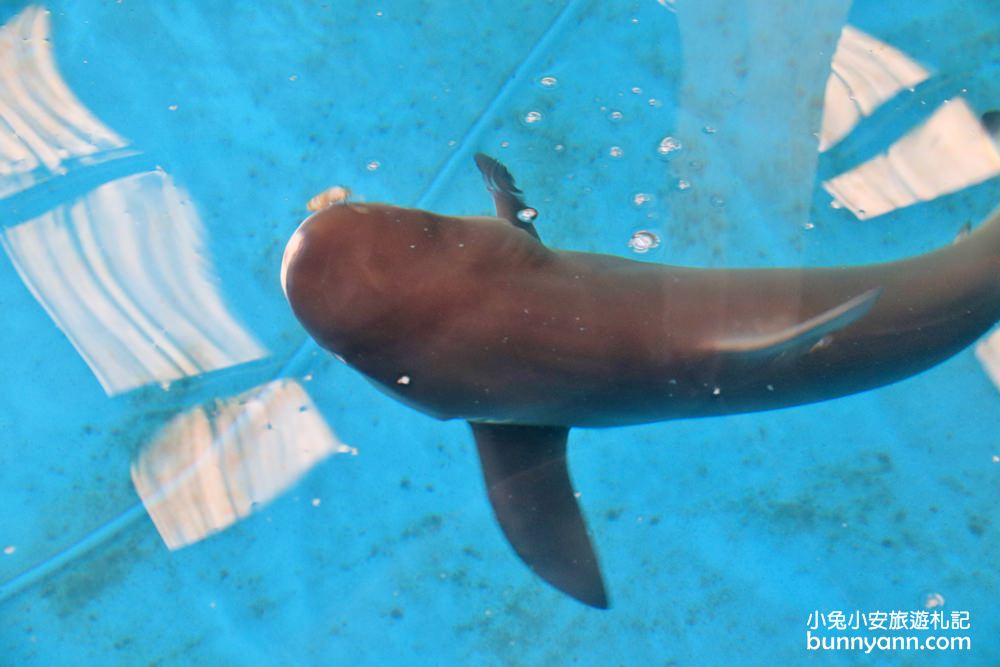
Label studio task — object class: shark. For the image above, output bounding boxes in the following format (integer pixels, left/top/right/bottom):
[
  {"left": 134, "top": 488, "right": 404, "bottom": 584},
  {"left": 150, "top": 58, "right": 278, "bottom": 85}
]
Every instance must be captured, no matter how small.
[{"left": 281, "top": 153, "right": 1000, "bottom": 608}]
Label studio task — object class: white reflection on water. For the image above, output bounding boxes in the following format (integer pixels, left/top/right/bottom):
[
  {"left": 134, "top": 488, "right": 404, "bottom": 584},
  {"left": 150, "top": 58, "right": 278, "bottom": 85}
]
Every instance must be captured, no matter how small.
[
  {"left": 131, "top": 380, "right": 351, "bottom": 550},
  {"left": 0, "top": 6, "right": 136, "bottom": 198},
  {"left": 1, "top": 170, "right": 268, "bottom": 395},
  {"left": 822, "top": 98, "right": 1000, "bottom": 219},
  {"left": 818, "top": 25, "right": 929, "bottom": 153},
  {"left": 976, "top": 331, "right": 1000, "bottom": 393}
]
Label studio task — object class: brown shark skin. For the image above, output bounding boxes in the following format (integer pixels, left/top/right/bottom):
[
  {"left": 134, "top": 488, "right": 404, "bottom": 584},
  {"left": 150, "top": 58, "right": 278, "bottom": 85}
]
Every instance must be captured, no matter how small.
[{"left": 282, "top": 202, "right": 1000, "bottom": 429}]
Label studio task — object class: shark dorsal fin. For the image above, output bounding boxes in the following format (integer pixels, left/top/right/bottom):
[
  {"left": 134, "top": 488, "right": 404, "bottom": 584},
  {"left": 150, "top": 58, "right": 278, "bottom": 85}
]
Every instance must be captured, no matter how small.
[{"left": 474, "top": 153, "right": 542, "bottom": 241}]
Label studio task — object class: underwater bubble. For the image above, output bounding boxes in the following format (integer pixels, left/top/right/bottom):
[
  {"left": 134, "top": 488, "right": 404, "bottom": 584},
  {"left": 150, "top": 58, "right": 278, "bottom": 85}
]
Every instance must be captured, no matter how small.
[
  {"left": 609, "top": 110, "right": 624, "bottom": 121},
  {"left": 3, "top": 545, "right": 14, "bottom": 555},
  {"left": 609, "top": 146, "right": 624, "bottom": 158},
  {"left": 366, "top": 160, "right": 381, "bottom": 171},
  {"left": 633, "top": 193, "right": 652, "bottom": 206},
  {"left": 539, "top": 75, "right": 558, "bottom": 88},
  {"left": 710, "top": 194, "right": 726, "bottom": 208},
  {"left": 554, "top": 143, "right": 565, "bottom": 152},
  {"left": 677, "top": 179, "right": 691, "bottom": 191},
  {"left": 803, "top": 222, "right": 815, "bottom": 230},
  {"left": 631, "top": 86, "right": 642, "bottom": 94},
  {"left": 628, "top": 230, "right": 660, "bottom": 253},
  {"left": 523, "top": 110, "right": 543, "bottom": 124},
  {"left": 311, "top": 498, "right": 321, "bottom": 507},
  {"left": 516, "top": 207, "right": 538, "bottom": 223},
  {"left": 396, "top": 374, "right": 411, "bottom": 385},
  {"left": 703, "top": 126, "right": 717, "bottom": 134},
  {"left": 656, "top": 135, "right": 682, "bottom": 157},
  {"left": 648, "top": 98, "right": 662, "bottom": 107},
  {"left": 923, "top": 592, "right": 945, "bottom": 609},
  {"left": 830, "top": 199, "right": 843, "bottom": 209}
]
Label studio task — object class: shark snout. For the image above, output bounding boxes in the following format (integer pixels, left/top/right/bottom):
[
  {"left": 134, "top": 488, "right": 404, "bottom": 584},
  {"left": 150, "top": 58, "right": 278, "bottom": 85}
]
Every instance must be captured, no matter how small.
[{"left": 280, "top": 220, "right": 309, "bottom": 299}]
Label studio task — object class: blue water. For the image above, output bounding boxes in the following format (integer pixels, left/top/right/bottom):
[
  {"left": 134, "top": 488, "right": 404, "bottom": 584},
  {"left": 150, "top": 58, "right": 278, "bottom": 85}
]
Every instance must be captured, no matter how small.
[{"left": 1, "top": 1, "right": 998, "bottom": 665}]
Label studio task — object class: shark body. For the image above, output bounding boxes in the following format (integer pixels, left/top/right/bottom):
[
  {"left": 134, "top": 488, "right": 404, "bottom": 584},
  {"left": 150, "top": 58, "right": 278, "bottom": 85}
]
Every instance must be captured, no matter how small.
[{"left": 281, "top": 154, "right": 1000, "bottom": 607}]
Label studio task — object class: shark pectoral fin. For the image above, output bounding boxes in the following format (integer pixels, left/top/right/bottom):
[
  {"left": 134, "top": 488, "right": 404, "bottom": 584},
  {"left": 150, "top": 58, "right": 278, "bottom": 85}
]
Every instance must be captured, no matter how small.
[
  {"left": 473, "top": 153, "right": 542, "bottom": 241},
  {"left": 469, "top": 422, "right": 608, "bottom": 609},
  {"left": 714, "top": 287, "right": 883, "bottom": 358}
]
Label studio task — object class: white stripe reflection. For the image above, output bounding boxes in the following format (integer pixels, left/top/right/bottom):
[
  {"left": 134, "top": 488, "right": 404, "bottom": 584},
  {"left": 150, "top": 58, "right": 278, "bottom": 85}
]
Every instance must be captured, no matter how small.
[
  {"left": 0, "top": 5, "right": 135, "bottom": 197},
  {"left": 818, "top": 25, "right": 929, "bottom": 153},
  {"left": 975, "top": 331, "right": 1000, "bottom": 394},
  {"left": 1, "top": 170, "right": 268, "bottom": 395},
  {"left": 822, "top": 98, "right": 1000, "bottom": 219},
  {"left": 131, "top": 380, "right": 353, "bottom": 550}
]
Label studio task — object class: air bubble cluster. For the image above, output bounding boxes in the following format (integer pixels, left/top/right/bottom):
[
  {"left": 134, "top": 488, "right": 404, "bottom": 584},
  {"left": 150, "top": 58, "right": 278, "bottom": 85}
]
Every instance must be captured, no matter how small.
[
  {"left": 516, "top": 208, "right": 538, "bottom": 223},
  {"left": 656, "top": 136, "right": 682, "bottom": 157},
  {"left": 628, "top": 230, "right": 660, "bottom": 254}
]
